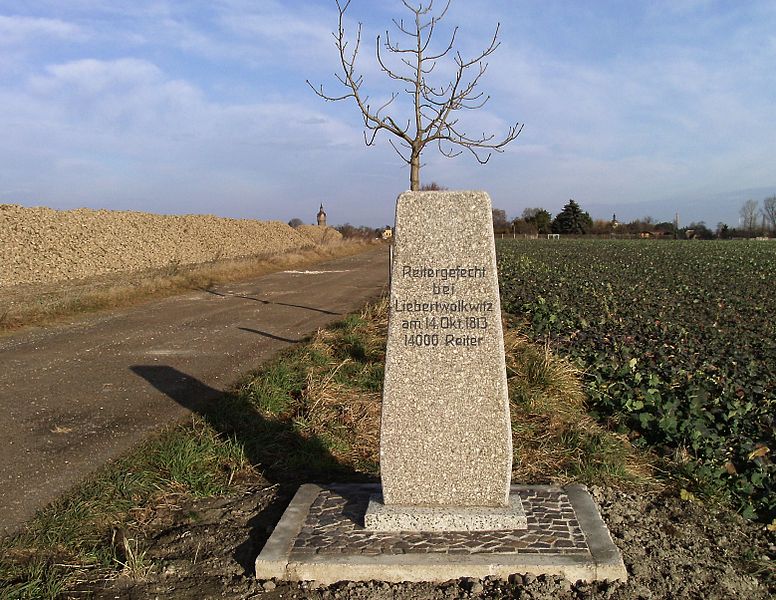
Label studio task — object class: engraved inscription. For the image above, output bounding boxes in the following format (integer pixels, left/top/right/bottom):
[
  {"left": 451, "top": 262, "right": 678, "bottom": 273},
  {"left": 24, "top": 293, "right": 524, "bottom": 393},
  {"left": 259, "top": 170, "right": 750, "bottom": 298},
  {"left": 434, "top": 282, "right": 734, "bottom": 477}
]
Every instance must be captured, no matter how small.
[{"left": 398, "top": 263, "right": 492, "bottom": 348}]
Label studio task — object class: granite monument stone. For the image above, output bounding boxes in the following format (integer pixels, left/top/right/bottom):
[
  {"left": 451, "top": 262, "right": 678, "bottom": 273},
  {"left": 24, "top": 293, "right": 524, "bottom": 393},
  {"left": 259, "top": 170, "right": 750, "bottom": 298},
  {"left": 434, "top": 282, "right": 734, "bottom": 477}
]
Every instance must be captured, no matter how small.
[{"left": 365, "top": 190, "right": 525, "bottom": 531}]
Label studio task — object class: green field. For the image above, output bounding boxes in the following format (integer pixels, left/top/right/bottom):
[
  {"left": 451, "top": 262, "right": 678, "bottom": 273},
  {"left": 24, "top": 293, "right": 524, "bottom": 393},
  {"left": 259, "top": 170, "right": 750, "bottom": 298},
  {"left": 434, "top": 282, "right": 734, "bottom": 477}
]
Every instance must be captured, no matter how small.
[{"left": 496, "top": 239, "right": 776, "bottom": 521}]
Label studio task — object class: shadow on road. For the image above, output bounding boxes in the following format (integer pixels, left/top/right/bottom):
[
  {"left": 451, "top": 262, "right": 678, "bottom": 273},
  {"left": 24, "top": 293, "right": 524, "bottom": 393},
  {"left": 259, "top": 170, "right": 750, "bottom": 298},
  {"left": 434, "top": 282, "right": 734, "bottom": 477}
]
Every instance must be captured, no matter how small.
[
  {"left": 199, "top": 287, "right": 342, "bottom": 316},
  {"left": 237, "top": 326, "right": 302, "bottom": 344},
  {"left": 129, "top": 364, "right": 365, "bottom": 574}
]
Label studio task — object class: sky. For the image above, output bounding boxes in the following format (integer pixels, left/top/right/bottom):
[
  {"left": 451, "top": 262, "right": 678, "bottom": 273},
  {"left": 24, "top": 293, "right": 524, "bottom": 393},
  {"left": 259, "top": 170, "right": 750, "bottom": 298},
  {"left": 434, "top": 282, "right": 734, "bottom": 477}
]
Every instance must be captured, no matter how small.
[{"left": 1, "top": 0, "right": 775, "bottom": 228}]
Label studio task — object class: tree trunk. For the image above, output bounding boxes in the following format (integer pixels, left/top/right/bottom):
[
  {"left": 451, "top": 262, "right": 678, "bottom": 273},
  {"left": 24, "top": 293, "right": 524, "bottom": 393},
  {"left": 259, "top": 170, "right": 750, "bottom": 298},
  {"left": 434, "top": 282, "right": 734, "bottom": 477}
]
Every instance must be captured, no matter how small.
[{"left": 410, "top": 152, "right": 420, "bottom": 191}]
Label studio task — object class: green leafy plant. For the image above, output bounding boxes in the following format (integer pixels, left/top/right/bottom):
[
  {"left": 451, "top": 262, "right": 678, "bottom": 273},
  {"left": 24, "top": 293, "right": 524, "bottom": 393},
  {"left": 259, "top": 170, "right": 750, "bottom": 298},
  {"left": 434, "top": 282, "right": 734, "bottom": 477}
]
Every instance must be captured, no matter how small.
[{"left": 497, "top": 239, "right": 776, "bottom": 521}]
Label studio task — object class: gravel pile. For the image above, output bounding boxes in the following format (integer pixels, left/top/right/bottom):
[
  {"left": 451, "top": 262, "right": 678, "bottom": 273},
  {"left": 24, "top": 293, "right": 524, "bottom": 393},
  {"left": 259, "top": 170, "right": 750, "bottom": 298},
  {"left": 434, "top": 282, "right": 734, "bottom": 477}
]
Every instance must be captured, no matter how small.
[
  {"left": 0, "top": 204, "right": 320, "bottom": 286},
  {"left": 296, "top": 224, "right": 344, "bottom": 244}
]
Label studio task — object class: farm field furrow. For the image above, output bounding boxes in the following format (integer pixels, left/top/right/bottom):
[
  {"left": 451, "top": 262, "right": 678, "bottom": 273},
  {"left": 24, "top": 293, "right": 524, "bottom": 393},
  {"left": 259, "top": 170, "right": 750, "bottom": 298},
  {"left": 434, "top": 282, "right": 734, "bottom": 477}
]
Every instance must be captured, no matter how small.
[{"left": 496, "top": 239, "right": 775, "bottom": 521}]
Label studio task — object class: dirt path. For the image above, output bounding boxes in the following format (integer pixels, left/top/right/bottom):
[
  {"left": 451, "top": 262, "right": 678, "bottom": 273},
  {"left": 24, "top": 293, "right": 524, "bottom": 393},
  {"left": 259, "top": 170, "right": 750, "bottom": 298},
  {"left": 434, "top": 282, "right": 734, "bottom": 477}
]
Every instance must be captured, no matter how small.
[{"left": 0, "top": 247, "right": 389, "bottom": 534}]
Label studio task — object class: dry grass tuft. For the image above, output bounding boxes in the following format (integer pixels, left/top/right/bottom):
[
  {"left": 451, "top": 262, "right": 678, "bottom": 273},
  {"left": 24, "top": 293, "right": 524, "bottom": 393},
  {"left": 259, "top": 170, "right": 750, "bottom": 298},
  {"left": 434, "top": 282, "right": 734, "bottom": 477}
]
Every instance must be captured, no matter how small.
[
  {"left": 504, "top": 327, "right": 585, "bottom": 410},
  {"left": 254, "top": 301, "right": 653, "bottom": 487},
  {"left": 504, "top": 326, "right": 653, "bottom": 487},
  {"left": 282, "top": 299, "right": 389, "bottom": 470},
  {"left": 358, "top": 296, "right": 390, "bottom": 328},
  {"left": 294, "top": 366, "right": 381, "bottom": 467},
  {"left": 255, "top": 301, "right": 651, "bottom": 488},
  {"left": 112, "top": 531, "right": 153, "bottom": 580}
]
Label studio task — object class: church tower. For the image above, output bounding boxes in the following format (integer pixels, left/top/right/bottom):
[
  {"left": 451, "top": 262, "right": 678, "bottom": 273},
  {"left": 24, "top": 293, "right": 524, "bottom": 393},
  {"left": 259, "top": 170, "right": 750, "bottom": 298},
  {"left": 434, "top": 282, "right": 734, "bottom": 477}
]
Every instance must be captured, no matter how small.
[{"left": 317, "top": 204, "right": 327, "bottom": 227}]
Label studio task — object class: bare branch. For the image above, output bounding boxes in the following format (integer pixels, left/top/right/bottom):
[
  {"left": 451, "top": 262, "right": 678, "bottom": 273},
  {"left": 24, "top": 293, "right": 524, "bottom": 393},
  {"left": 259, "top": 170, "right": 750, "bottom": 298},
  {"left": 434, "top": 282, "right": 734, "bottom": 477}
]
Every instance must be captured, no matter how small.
[
  {"left": 425, "top": 26, "right": 456, "bottom": 59},
  {"left": 437, "top": 139, "right": 462, "bottom": 158},
  {"left": 309, "top": 0, "right": 521, "bottom": 190},
  {"left": 388, "top": 137, "right": 412, "bottom": 164},
  {"left": 374, "top": 93, "right": 399, "bottom": 118},
  {"left": 364, "top": 127, "right": 379, "bottom": 147}
]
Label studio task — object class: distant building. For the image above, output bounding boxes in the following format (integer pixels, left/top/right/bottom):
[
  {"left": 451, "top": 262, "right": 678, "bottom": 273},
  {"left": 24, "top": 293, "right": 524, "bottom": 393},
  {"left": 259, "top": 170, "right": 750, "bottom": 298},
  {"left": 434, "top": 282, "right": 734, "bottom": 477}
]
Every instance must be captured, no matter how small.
[
  {"left": 640, "top": 230, "right": 670, "bottom": 239},
  {"left": 317, "top": 204, "right": 327, "bottom": 227}
]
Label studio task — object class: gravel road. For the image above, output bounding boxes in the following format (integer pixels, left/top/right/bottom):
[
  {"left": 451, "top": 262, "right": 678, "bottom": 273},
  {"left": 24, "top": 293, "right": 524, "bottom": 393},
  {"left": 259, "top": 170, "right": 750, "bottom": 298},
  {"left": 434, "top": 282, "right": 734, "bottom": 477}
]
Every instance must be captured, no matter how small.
[{"left": 0, "top": 247, "right": 388, "bottom": 534}]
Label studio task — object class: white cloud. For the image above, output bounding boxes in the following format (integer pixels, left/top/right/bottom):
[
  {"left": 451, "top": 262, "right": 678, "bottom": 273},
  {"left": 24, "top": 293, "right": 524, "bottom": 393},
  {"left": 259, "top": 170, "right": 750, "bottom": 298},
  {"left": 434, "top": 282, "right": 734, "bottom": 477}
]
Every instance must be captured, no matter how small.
[
  {"left": 0, "top": 14, "right": 83, "bottom": 45},
  {"left": 218, "top": 6, "right": 331, "bottom": 48},
  {"left": 33, "top": 58, "right": 163, "bottom": 92},
  {"left": 1, "top": 1, "right": 773, "bottom": 227},
  {"left": 19, "top": 55, "right": 361, "bottom": 146},
  {"left": 482, "top": 19, "right": 776, "bottom": 208},
  {"left": 0, "top": 53, "right": 374, "bottom": 219}
]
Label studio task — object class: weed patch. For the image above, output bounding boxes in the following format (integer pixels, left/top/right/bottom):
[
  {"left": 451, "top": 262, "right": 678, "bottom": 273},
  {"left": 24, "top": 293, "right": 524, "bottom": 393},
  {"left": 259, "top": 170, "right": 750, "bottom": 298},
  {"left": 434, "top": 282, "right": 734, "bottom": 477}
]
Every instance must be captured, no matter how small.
[{"left": 0, "top": 421, "right": 250, "bottom": 597}]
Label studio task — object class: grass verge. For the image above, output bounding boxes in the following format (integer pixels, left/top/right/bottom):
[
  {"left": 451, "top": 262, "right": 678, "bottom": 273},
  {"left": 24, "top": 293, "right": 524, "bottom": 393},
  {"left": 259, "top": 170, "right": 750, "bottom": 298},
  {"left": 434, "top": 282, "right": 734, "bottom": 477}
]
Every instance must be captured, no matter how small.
[
  {"left": 0, "top": 420, "right": 251, "bottom": 599},
  {"left": 0, "top": 240, "right": 378, "bottom": 334},
  {"left": 0, "top": 299, "right": 651, "bottom": 598}
]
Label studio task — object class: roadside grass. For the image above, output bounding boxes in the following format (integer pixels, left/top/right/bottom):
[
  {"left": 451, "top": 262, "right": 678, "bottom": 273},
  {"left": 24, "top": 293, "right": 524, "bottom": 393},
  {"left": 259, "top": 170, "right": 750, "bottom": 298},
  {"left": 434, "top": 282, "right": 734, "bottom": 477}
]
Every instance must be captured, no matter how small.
[
  {"left": 0, "top": 420, "right": 250, "bottom": 599},
  {"left": 0, "top": 298, "right": 650, "bottom": 598},
  {"left": 0, "top": 239, "right": 377, "bottom": 334}
]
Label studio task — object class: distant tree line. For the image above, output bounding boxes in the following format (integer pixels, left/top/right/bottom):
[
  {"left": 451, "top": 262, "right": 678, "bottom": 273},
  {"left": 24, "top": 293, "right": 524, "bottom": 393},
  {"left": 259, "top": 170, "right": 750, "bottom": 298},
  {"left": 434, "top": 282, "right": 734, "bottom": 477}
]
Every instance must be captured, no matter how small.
[
  {"left": 493, "top": 199, "right": 597, "bottom": 236},
  {"left": 290, "top": 192, "right": 776, "bottom": 241},
  {"left": 490, "top": 195, "right": 776, "bottom": 239},
  {"left": 738, "top": 196, "right": 776, "bottom": 237},
  {"left": 288, "top": 216, "right": 388, "bottom": 240},
  {"left": 335, "top": 223, "right": 389, "bottom": 240}
]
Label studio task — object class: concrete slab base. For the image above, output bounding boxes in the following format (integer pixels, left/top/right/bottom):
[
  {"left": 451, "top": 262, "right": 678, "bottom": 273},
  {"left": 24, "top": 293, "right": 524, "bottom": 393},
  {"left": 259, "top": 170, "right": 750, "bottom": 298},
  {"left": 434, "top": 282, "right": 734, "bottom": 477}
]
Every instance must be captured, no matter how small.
[
  {"left": 364, "top": 493, "right": 527, "bottom": 532},
  {"left": 255, "top": 484, "right": 627, "bottom": 585}
]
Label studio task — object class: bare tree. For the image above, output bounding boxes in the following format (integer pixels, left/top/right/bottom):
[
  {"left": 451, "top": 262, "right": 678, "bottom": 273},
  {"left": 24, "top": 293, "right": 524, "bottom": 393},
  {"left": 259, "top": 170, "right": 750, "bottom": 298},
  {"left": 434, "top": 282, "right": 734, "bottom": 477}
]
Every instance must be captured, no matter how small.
[
  {"left": 763, "top": 195, "right": 776, "bottom": 234},
  {"left": 491, "top": 208, "right": 509, "bottom": 232},
  {"left": 521, "top": 207, "right": 551, "bottom": 233},
  {"left": 308, "top": 0, "right": 522, "bottom": 191},
  {"left": 740, "top": 199, "right": 759, "bottom": 235}
]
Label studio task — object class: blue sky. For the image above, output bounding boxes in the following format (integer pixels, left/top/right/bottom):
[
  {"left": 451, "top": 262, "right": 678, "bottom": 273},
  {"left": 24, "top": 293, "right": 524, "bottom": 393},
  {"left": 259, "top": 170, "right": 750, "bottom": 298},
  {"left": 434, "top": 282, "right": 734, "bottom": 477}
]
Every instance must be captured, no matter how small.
[{"left": 1, "top": 0, "right": 774, "bottom": 227}]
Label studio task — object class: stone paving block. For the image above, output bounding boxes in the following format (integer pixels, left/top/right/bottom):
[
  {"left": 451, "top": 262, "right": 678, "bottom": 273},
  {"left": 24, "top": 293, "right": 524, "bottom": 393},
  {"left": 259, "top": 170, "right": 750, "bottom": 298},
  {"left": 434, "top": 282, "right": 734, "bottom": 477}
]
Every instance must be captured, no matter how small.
[{"left": 255, "top": 483, "right": 627, "bottom": 584}]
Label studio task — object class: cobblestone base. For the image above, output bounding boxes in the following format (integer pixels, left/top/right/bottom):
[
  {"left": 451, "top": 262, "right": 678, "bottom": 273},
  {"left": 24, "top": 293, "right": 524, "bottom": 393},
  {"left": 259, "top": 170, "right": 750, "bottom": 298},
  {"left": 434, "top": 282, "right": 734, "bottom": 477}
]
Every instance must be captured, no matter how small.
[
  {"left": 255, "top": 484, "right": 627, "bottom": 584},
  {"left": 297, "top": 485, "right": 582, "bottom": 554}
]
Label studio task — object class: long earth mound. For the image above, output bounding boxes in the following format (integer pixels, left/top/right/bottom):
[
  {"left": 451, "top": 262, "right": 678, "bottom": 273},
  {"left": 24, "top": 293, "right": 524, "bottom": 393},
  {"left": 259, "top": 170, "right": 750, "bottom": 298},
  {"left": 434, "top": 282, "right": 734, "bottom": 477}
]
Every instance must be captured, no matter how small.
[{"left": 0, "top": 204, "right": 339, "bottom": 286}]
